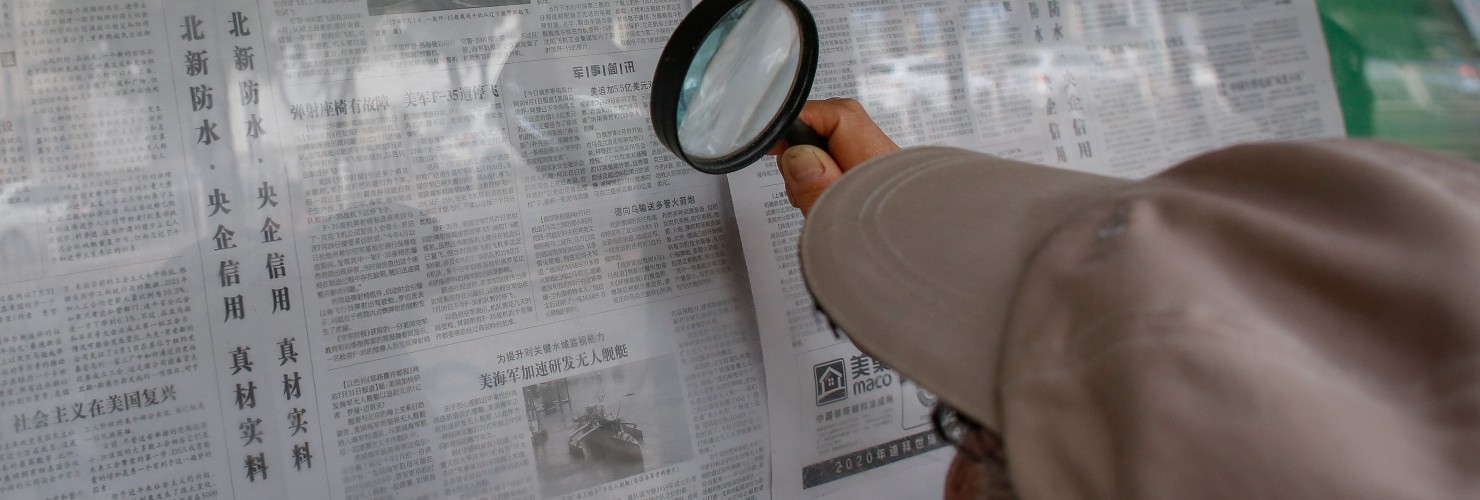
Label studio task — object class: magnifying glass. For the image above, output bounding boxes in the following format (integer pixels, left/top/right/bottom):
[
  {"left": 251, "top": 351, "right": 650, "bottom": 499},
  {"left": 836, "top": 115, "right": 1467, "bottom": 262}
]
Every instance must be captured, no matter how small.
[{"left": 650, "top": 0, "right": 826, "bottom": 175}]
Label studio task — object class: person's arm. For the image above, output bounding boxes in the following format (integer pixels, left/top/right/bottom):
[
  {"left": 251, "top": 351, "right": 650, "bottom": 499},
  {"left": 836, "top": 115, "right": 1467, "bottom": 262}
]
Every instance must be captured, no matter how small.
[{"left": 767, "top": 98, "right": 900, "bottom": 215}]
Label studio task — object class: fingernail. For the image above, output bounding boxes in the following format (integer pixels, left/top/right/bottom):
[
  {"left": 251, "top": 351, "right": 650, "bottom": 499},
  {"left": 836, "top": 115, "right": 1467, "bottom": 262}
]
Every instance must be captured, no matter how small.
[{"left": 783, "top": 146, "right": 825, "bottom": 181}]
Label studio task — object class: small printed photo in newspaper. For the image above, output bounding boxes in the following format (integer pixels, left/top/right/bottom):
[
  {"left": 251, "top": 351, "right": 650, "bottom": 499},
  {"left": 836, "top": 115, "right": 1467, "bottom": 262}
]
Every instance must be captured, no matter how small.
[{"left": 522, "top": 355, "right": 695, "bottom": 498}]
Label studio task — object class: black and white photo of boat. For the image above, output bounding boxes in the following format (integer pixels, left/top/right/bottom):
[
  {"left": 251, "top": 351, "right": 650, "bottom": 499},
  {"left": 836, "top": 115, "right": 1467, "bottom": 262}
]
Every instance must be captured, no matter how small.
[{"left": 522, "top": 355, "right": 694, "bottom": 497}]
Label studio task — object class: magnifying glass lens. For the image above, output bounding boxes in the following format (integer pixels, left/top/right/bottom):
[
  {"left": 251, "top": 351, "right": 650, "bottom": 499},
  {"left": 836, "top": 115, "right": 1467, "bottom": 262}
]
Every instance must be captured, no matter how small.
[
  {"left": 676, "top": 0, "right": 801, "bottom": 160},
  {"left": 651, "top": 0, "right": 820, "bottom": 174}
]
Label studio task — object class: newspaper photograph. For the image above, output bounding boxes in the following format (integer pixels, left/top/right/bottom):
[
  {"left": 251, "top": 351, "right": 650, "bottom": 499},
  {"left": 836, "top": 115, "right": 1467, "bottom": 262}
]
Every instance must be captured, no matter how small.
[{"left": 523, "top": 355, "right": 694, "bottom": 497}]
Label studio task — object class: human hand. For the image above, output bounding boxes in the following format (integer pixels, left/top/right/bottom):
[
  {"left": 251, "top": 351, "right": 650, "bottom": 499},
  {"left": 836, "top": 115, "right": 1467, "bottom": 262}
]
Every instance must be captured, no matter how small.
[{"left": 767, "top": 98, "right": 899, "bottom": 215}]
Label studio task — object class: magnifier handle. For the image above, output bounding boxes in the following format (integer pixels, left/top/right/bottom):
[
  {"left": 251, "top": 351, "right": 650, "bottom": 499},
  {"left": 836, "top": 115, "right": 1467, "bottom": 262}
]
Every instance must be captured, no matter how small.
[{"left": 784, "top": 118, "right": 828, "bottom": 152}]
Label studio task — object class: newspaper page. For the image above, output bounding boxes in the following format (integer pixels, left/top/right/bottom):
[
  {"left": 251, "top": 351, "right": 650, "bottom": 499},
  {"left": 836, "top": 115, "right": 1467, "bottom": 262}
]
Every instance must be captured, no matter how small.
[
  {"left": 0, "top": 1, "right": 774, "bottom": 499},
  {"left": 728, "top": 0, "right": 1348, "bottom": 497}
]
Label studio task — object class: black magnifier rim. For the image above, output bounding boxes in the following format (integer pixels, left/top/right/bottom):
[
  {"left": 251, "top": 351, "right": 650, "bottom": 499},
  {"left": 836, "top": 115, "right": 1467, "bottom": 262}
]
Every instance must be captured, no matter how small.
[{"left": 651, "top": 0, "right": 819, "bottom": 175}]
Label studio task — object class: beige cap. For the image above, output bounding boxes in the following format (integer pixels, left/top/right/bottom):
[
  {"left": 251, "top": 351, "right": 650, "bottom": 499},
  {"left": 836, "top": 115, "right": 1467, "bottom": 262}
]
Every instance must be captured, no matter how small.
[
  {"left": 799, "top": 146, "right": 1132, "bottom": 428},
  {"left": 799, "top": 135, "right": 1480, "bottom": 487}
]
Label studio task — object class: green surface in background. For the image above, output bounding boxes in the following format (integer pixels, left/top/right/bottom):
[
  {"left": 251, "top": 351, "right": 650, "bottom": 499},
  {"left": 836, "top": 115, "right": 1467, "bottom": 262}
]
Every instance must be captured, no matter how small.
[{"left": 1318, "top": 0, "right": 1480, "bottom": 160}]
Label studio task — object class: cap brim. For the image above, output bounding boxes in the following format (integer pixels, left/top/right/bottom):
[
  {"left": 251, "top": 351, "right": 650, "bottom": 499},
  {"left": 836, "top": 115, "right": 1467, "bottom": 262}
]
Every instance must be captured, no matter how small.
[{"left": 799, "top": 147, "right": 1131, "bottom": 428}]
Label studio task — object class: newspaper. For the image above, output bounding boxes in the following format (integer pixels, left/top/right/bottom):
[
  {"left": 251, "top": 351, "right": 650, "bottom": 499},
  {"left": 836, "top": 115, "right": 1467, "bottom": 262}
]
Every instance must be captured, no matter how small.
[
  {"left": 2, "top": 1, "right": 768, "bottom": 498},
  {"left": 728, "top": 0, "right": 1345, "bottom": 497},
  {"left": 0, "top": 0, "right": 1341, "bottom": 499}
]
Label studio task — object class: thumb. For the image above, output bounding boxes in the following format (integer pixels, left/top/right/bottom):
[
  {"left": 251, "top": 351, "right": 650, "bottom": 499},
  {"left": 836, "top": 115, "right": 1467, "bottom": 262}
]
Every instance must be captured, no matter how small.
[{"left": 779, "top": 145, "right": 843, "bottom": 216}]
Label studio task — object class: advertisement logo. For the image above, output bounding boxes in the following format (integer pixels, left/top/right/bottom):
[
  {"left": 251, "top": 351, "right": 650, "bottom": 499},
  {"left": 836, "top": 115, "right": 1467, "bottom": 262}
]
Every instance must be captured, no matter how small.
[{"left": 814, "top": 359, "right": 848, "bottom": 406}]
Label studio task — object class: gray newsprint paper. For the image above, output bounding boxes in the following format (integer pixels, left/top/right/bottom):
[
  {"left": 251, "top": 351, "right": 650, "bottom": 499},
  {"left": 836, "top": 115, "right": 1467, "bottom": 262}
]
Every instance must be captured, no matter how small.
[{"left": 0, "top": 0, "right": 1341, "bottom": 498}]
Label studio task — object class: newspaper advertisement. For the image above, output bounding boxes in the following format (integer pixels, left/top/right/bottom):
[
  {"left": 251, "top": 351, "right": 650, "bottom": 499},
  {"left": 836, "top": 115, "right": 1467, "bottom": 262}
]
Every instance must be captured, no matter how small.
[
  {"left": 1, "top": 0, "right": 771, "bottom": 498},
  {"left": 727, "top": 0, "right": 1347, "bottom": 497}
]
